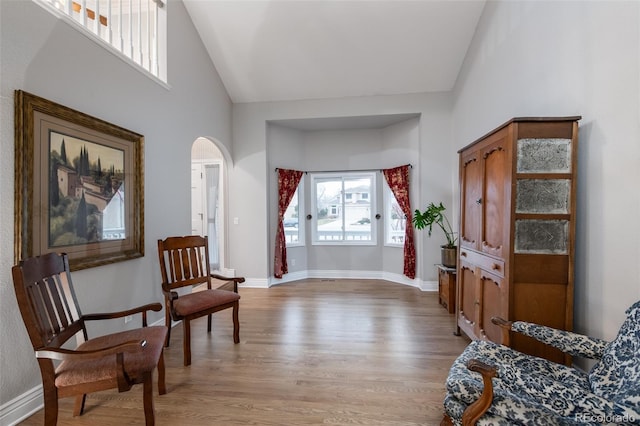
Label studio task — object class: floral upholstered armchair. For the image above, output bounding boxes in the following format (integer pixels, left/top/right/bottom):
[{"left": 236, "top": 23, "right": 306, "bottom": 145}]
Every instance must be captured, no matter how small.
[{"left": 442, "top": 301, "right": 640, "bottom": 425}]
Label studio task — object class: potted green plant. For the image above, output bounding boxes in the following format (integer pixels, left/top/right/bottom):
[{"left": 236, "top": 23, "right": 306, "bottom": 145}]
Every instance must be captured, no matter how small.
[{"left": 413, "top": 202, "right": 458, "bottom": 268}]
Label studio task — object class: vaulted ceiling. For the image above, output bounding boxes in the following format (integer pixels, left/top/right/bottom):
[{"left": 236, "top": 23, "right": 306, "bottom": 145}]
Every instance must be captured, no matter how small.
[{"left": 183, "top": 1, "right": 486, "bottom": 104}]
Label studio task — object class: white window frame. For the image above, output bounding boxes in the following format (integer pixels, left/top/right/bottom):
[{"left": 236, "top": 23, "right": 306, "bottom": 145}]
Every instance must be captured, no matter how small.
[
  {"left": 310, "top": 172, "right": 377, "bottom": 246},
  {"left": 383, "top": 182, "right": 406, "bottom": 247},
  {"left": 34, "top": 0, "right": 168, "bottom": 85},
  {"left": 284, "top": 178, "right": 305, "bottom": 248}
]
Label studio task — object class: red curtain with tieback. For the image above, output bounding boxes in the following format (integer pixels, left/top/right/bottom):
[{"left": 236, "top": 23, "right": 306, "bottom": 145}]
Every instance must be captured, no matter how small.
[
  {"left": 382, "top": 165, "right": 415, "bottom": 279},
  {"left": 274, "top": 168, "right": 303, "bottom": 278}
]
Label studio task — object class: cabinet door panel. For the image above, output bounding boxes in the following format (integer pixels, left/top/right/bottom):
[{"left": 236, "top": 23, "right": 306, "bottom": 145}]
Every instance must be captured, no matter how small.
[
  {"left": 460, "top": 151, "right": 482, "bottom": 250},
  {"left": 457, "top": 261, "right": 478, "bottom": 335},
  {"left": 482, "top": 135, "right": 510, "bottom": 259},
  {"left": 478, "top": 270, "right": 506, "bottom": 343}
]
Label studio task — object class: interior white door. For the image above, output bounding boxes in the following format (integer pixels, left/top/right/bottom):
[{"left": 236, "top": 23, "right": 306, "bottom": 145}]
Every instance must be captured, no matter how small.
[
  {"left": 205, "top": 164, "right": 220, "bottom": 270},
  {"left": 191, "top": 164, "right": 205, "bottom": 236}
]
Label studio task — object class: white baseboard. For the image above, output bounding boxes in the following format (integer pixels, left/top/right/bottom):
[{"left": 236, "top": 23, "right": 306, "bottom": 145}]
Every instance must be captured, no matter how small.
[
  {"left": 0, "top": 384, "right": 43, "bottom": 426},
  {"left": 267, "top": 269, "right": 437, "bottom": 291},
  {"left": 238, "top": 277, "right": 270, "bottom": 288}
]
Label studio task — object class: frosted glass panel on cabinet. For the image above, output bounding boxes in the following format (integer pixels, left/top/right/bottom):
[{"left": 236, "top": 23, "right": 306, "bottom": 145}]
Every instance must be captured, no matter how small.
[
  {"left": 516, "top": 179, "right": 570, "bottom": 213},
  {"left": 517, "top": 138, "right": 572, "bottom": 173},
  {"left": 515, "top": 220, "right": 568, "bottom": 254}
]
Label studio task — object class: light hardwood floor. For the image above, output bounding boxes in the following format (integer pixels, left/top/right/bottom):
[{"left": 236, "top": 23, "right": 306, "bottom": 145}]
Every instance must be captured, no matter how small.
[{"left": 19, "top": 279, "right": 470, "bottom": 426}]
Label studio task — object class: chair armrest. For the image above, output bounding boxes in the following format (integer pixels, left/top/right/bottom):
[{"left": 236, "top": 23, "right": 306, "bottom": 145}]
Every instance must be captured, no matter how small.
[
  {"left": 492, "top": 317, "right": 609, "bottom": 359},
  {"left": 210, "top": 274, "right": 245, "bottom": 293},
  {"left": 461, "top": 359, "right": 498, "bottom": 426},
  {"left": 161, "top": 289, "right": 179, "bottom": 302},
  {"left": 35, "top": 339, "right": 146, "bottom": 361},
  {"left": 84, "top": 303, "right": 162, "bottom": 327}
]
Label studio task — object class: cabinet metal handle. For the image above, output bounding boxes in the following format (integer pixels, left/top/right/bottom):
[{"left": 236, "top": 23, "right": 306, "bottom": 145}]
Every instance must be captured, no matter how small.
[
  {"left": 492, "top": 264, "right": 500, "bottom": 270},
  {"left": 461, "top": 251, "right": 467, "bottom": 257},
  {"left": 475, "top": 198, "right": 482, "bottom": 204}
]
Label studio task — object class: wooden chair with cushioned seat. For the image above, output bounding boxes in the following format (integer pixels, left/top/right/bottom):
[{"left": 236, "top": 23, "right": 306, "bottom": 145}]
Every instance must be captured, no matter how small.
[
  {"left": 11, "top": 252, "right": 168, "bottom": 426},
  {"left": 157, "top": 235, "right": 244, "bottom": 366}
]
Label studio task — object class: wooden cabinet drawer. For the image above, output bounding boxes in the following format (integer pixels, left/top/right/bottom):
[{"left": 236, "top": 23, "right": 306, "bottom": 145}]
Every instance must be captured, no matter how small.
[{"left": 459, "top": 248, "right": 505, "bottom": 277}]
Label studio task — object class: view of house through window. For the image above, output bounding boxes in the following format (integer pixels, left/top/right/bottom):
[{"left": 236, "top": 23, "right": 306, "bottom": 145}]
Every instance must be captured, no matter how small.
[
  {"left": 384, "top": 183, "right": 406, "bottom": 246},
  {"left": 310, "top": 172, "right": 376, "bottom": 244},
  {"left": 282, "top": 171, "right": 407, "bottom": 247}
]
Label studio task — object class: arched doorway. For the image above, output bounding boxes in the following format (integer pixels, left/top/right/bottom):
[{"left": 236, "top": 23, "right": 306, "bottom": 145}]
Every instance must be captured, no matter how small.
[{"left": 191, "top": 137, "right": 226, "bottom": 272}]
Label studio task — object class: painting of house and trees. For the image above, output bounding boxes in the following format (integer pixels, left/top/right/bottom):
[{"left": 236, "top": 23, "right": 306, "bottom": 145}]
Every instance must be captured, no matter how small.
[{"left": 49, "top": 131, "right": 126, "bottom": 247}]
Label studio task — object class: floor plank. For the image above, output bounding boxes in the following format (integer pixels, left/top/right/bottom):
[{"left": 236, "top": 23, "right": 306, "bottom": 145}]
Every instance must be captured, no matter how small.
[{"left": 18, "top": 279, "right": 470, "bottom": 425}]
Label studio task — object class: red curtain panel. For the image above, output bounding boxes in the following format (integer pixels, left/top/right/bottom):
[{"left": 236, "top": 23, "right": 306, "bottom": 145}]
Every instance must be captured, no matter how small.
[
  {"left": 274, "top": 168, "right": 303, "bottom": 278},
  {"left": 382, "top": 165, "right": 416, "bottom": 279}
]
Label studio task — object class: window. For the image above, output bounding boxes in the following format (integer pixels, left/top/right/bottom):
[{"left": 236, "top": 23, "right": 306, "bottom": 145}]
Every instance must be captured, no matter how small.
[
  {"left": 311, "top": 172, "right": 376, "bottom": 245},
  {"left": 284, "top": 179, "right": 304, "bottom": 247},
  {"left": 384, "top": 183, "right": 406, "bottom": 246},
  {"left": 36, "top": 0, "right": 167, "bottom": 82}
]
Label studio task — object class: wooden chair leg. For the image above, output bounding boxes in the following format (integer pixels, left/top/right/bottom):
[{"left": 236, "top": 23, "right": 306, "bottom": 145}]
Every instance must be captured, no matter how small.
[
  {"left": 233, "top": 302, "right": 240, "bottom": 344},
  {"left": 183, "top": 318, "right": 191, "bottom": 366},
  {"left": 42, "top": 385, "right": 59, "bottom": 426},
  {"left": 73, "top": 394, "right": 86, "bottom": 416},
  {"left": 142, "top": 374, "right": 155, "bottom": 426},
  {"left": 157, "top": 350, "right": 167, "bottom": 395},
  {"left": 207, "top": 313, "right": 212, "bottom": 333},
  {"left": 164, "top": 305, "right": 172, "bottom": 348}
]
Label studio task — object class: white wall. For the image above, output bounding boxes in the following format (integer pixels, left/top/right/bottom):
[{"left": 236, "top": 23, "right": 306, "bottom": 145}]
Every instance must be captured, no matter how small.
[
  {"left": 266, "top": 118, "right": 421, "bottom": 279},
  {"left": 267, "top": 123, "right": 307, "bottom": 273},
  {"left": 303, "top": 127, "right": 386, "bottom": 276},
  {"left": 452, "top": 0, "right": 640, "bottom": 345},
  {"left": 381, "top": 118, "right": 422, "bottom": 275},
  {"left": 232, "top": 94, "right": 454, "bottom": 287},
  {"left": 0, "top": 0, "right": 232, "bottom": 420}
]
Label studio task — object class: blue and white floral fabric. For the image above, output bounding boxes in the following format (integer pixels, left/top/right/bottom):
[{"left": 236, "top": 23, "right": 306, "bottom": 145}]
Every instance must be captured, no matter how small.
[
  {"left": 510, "top": 322, "right": 608, "bottom": 359},
  {"left": 589, "top": 301, "right": 640, "bottom": 421},
  {"left": 443, "top": 301, "right": 640, "bottom": 425}
]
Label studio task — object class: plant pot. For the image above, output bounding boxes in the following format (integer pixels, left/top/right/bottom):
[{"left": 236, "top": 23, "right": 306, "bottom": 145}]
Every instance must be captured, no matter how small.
[{"left": 441, "top": 246, "right": 457, "bottom": 268}]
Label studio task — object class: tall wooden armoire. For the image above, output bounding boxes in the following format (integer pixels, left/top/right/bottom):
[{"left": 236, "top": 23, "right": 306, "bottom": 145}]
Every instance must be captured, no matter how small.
[{"left": 456, "top": 116, "right": 581, "bottom": 364}]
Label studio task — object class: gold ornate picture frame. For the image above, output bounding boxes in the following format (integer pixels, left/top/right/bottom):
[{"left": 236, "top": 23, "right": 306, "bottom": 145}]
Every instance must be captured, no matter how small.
[{"left": 15, "top": 90, "right": 144, "bottom": 270}]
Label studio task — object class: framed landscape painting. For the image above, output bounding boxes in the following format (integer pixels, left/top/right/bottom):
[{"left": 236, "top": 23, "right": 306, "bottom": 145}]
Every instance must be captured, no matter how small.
[{"left": 14, "top": 90, "right": 144, "bottom": 270}]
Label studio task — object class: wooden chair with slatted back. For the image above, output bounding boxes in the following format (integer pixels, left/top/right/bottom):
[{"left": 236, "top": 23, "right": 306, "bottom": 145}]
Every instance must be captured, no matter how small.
[
  {"left": 157, "top": 235, "right": 244, "bottom": 366},
  {"left": 11, "top": 252, "right": 168, "bottom": 426}
]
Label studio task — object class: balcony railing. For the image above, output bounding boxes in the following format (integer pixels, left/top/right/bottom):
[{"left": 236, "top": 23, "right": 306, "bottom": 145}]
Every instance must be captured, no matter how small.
[
  {"left": 317, "top": 230, "right": 371, "bottom": 241},
  {"left": 37, "top": 0, "right": 165, "bottom": 80}
]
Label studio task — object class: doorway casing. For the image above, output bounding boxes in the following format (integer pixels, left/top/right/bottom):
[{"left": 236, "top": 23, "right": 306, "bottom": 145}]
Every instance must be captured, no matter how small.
[{"left": 191, "top": 137, "right": 233, "bottom": 275}]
